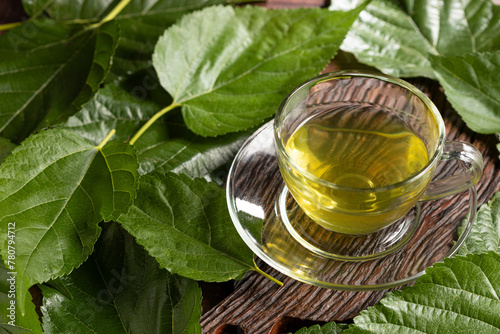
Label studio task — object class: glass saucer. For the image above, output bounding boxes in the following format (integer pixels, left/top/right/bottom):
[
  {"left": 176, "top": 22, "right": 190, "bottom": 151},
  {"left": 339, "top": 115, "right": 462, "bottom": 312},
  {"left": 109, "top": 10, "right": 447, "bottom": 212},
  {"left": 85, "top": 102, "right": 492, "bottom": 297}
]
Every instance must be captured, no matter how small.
[{"left": 226, "top": 121, "right": 477, "bottom": 290}]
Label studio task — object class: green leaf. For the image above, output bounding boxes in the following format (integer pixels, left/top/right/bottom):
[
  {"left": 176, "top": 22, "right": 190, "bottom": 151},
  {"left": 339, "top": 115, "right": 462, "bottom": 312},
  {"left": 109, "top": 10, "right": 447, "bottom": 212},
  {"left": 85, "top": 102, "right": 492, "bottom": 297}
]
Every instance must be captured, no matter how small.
[
  {"left": 0, "top": 20, "right": 118, "bottom": 143},
  {"left": 457, "top": 191, "right": 500, "bottom": 256},
  {"left": 72, "top": 22, "right": 119, "bottom": 109},
  {"left": 117, "top": 172, "right": 255, "bottom": 281},
  {"left": 431, "top": 51, "right": 500, "bottom": 134},
  {"left": 153, "top": 5, "right": 365, "bottom": 136},
  {"left": 137, "top": 130, "right": 248, "bottom": 177},
  {"left": 40, "top": 222, "right": 202, "bottom": 334},
  {"left": 23, "top": 0, "right": 228, "bottom": 76},
  {"left": 64, "top": 83, "right": 249, "bottom": 177},
  {"left": 0, "top": 261, "right": 42, "bottom": 333},
  {"left": 0, "top": 137, "right": 16, "bottom": 164},
  {"left": 293, "top": 323, "right": 347, "bottom": 334},
  {"left": 64, "top": 83, "right": 170, "bottom": 148},
  {"left": 22, "top": 0, "right": 227, "bottom": 29},
  {"left": 22, "top": 0, "right": 114, "bottom": 20},
  {"left": 336, "top": 0, "right": 436, "bottom": 78},
  {"left": 0, "top": 129, "right": 139, "bottom": 313},
  {"left": 43, "top": 277, "right": 73, "bottom": 301},
  {"left": 339, "top": 0, "right": 500, "bottom": 78},
  {"left": 403, "top": 0, "right": 500, "bottom": 53},
  {"left": 344, "top": 252, "right": 500, "bottom": 333},
  {"left": 112, "top": 0, "right": 228, "bottom": 75}
]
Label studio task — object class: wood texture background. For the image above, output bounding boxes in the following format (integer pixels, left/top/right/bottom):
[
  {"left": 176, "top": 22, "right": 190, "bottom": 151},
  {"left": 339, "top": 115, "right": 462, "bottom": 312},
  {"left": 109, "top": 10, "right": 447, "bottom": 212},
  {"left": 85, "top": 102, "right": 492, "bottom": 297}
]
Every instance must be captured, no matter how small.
[{"left": 1, "top": 1, "right": 500, "bottom": 334}]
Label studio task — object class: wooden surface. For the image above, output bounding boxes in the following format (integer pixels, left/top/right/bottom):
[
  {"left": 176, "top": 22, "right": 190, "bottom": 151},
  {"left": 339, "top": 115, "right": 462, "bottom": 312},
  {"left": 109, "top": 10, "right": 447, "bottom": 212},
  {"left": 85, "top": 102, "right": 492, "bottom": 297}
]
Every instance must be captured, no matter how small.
[{"left": 1, "top": 1, "right": 500, "bottom": 334}]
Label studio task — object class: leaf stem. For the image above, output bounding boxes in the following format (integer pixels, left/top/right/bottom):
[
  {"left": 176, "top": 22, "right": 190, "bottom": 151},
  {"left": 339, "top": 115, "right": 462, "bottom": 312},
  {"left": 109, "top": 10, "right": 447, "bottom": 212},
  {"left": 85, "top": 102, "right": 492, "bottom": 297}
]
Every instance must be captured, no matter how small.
[
  {"left": 97, "top": 129, "right": 116, "bottom": 149},
  {"left": 0, "top": 21, "right": 22, "bottom": 31},
  {"left": 129, "top": 102, "right": 181, "bottom": 145},
  {"left": 253, "top": 258, "right": 283, "bottom": 286},
  {"left": 88, "top": 0, "right": 131, "bottom": 29}
]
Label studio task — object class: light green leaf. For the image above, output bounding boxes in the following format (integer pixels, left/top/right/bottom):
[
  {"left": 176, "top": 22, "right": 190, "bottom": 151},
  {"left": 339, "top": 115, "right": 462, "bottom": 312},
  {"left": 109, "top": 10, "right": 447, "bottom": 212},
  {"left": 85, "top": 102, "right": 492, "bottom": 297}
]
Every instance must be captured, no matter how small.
[
  {"left": 431, "top": 51, "right": 500, "bottom": 134},
  {"left": 403, "top": 0, "right": 500, "bottom": 53},
  {"left": 117, "top": 172, "right": 255, "bottom": 281},
  {"left": 0, "top": 129, "right": 139, "bottom": 313},
  {"left": 336, "top": 0, "right": 436, "bottom": 78},
  {"left": 40, "top": 222, "right": 202, "bottom": 334},
  {"left": 339, "top": 0, "right": 500, "bottom": 78},
  {"left": 0, "top": 20, "right": 118, "bottom": 143},
  {"left": 0, "top": 261, "right": 41, "bottom": 333},
  {"left": 153, "top": 5, "right": 365, "bottom": 136},
  {"left": 344, "top": 252, "right": 500, "bottom": 333},
  {"left": 293, "top": 322, "right": 347, "bottom": 334},
  {"left": 457, "top": 191, "right": 500, "bottom": 256}
]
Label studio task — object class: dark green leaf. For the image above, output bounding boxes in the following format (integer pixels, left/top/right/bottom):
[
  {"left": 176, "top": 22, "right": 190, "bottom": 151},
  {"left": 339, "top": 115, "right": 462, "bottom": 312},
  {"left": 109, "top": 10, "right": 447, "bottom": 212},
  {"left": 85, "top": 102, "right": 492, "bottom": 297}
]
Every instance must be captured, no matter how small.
[
  {"left": 137, "top": 130, "right": 248, "bottom": 177},
  {"left": 0, "top": 129, "right": 139, "bottom": 313},
  {"left": 0, "top": 261, "right": 41, "bottom": 333},
  {"left": 293, "top": 322, "right": 347, "bottom": 334},
  {"left": 339, "top": 0, "right": 500, "bottom": 78},
  {"left": 112, "top": 0, "right": 228, "bottom": 75},
  {"left": 0, "top": 137, "right": 16, "bottom": 164},
  {"left": 64, "top": 83, "right": 248, "bottom": 177},
  {"left": 153, "top": 5, "right": 365, "bottom": 136},
  {"left": 72, "top": 22, "right": 119, "bottom": 109},
  {"left": 431, "top": 51, "right": 500, "bottom": 134},
  {"left": 344, "top": 252, "right": 500, "bottom": 333},
  {"left": 40, "top": 222, "right": 202, "bottom": 334},
  {"left": 0, "top": 20, "right": 118, "bottom": 143},
  {"left": 117, "top": 172, "right": 255, "bottom": 281},
  {"left": 43, "top": 277, "right": 73, "bottom": 301},
  {"left": 64, "top": 83, "right": 169, "bottom": 148},
  {"left": 458, "top": 191, "right": 500, "bottom": 256},
  {"left": 23, "top": 0, "right": 228, "bottom": 76},
  {"left": 22, "top": 0, "right": 114, "bottom": 20},
  {"left": 22, "top": 0, "right": 227, "bottom": 31}
]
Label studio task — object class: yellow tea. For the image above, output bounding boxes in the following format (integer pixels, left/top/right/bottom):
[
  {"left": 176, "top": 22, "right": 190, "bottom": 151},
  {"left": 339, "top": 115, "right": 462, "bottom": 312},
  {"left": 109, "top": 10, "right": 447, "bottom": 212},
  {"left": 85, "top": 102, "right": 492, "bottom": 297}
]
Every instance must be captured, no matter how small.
[{"left": 283, "top": 104, "right": 430, "bottom": 235}]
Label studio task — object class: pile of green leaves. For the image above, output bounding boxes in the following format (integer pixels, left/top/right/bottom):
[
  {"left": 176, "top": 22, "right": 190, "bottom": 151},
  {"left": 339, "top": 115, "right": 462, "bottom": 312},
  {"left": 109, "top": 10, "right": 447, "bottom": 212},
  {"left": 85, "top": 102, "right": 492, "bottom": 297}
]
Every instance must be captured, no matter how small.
[
  {"left": 0, "top": 0, "right": 367, "bottom": 332},
  {"left": 0, "top": 0, "right": 499, "bottom": 333}
]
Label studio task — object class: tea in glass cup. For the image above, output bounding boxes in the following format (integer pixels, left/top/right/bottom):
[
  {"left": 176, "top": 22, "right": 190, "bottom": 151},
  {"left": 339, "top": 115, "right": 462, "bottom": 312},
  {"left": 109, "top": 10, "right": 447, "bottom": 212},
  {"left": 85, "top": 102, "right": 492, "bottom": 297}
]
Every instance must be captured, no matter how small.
[{"left": 274, "top": 71, "right": 483, "bottom": 236}]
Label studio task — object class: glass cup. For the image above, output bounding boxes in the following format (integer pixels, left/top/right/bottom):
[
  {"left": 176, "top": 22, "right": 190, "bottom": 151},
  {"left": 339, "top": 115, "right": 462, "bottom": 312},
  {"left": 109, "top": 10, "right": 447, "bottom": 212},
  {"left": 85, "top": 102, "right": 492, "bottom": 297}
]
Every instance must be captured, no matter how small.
[{"left": 274, "top": 71, "right": 483, "bottom": 237}]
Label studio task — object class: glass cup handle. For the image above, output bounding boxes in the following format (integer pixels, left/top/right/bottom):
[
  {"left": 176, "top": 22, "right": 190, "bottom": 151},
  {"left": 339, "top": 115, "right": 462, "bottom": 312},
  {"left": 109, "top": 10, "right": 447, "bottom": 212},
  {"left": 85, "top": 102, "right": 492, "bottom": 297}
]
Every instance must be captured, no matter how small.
[{"left": 419, "top": 141, "right": 484, "bottom": 202}]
